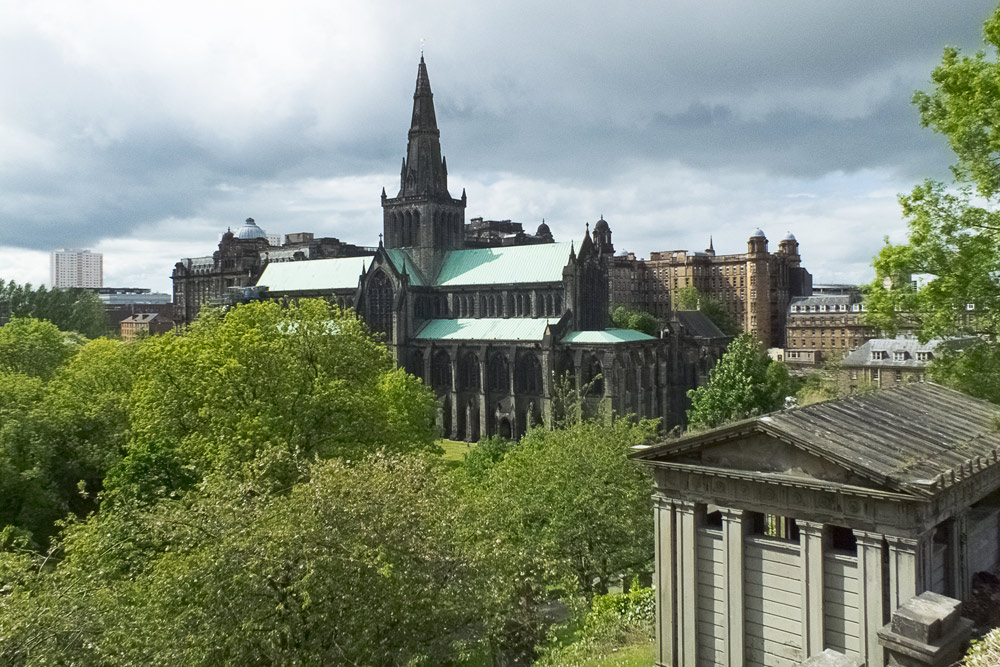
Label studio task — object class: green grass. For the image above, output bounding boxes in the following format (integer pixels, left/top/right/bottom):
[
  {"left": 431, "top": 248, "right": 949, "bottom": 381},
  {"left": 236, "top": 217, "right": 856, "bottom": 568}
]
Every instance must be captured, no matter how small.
[
  {"left": 436, "top": 438, "right": 475, "bottom": 465},
  {"left": 572, "top": 641, "right": 656, "bottom": 666}
]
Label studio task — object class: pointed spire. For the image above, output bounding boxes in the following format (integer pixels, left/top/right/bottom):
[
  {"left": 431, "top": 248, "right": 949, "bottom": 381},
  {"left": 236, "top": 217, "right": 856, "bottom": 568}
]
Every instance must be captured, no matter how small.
[
  {"left": 709, "top": 235, "right": 714, "bottom": 251},
  {"left": 585, "top": 221, "right": 591, "bottom": 239},
  {"left": 399, "top": 57, "right": 447, "bottom": 197},
  {"left": 569, "top": 240, "right": 576, "bottom": 261}
]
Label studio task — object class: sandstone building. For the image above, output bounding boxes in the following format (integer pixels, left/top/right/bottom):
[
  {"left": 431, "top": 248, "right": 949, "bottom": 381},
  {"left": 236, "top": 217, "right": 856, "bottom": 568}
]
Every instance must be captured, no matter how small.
[
  {"left": 608, "top": 231, "right": 812, "bottom": 347},
  {"left": 171, "top": 220, "right": 373, "bottom": 327}
]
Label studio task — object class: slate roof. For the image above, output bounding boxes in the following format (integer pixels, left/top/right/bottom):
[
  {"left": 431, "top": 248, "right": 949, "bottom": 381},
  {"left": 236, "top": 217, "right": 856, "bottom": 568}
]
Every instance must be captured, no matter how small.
[
  {"left": 673, "top": 310, "right": 727, "bottom": 339},
  {"left": 633, "top": 383, "right": 1000, "bottom": 497},
  {"left": 435, "top": 242, "right": 572, "bottom": 286},
  {"left": 257, "top": 256, "right": 371, "bottom": 293},
  {"left": 842, "top": 337, "right": 975, "bottom": 369},
  {"left": 414, "top": 318, "right": 562, "bottom": 341},
  {"left": 562, "top": 329, "right": 655, "bottom": 344}
]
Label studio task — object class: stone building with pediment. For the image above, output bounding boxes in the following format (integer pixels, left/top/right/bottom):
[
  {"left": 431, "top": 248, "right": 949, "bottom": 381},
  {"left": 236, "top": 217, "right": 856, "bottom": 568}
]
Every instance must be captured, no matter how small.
[{"left": 632, "top": 382, "right": 1000, "bottom": 667}]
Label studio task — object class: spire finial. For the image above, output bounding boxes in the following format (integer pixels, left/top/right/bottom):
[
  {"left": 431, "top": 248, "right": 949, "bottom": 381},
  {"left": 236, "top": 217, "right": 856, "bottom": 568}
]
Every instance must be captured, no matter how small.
[{"left": 378, "top": 233, "right": 384, "bottom": 248}]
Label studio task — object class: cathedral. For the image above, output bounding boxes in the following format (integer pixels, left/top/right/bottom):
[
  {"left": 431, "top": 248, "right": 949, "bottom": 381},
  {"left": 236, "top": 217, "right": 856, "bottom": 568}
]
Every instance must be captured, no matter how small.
[
  {"left": 253, "top": 58, "right": 729, "bottom": 439},
  {"left": 175, "top": 58, "right": 728, "bottom": 439}
]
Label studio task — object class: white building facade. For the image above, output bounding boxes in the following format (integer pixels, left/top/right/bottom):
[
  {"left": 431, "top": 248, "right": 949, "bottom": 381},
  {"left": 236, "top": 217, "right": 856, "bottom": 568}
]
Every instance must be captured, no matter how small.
[{"left": 50, "top": 248, "right": 103, "bottom": 288}]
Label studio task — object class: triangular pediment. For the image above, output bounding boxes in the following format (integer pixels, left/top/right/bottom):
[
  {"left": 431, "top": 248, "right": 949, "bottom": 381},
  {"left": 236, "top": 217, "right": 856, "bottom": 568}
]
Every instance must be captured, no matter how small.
[{"left": 651, "top": 428, "right": 899, "bottom": 493}]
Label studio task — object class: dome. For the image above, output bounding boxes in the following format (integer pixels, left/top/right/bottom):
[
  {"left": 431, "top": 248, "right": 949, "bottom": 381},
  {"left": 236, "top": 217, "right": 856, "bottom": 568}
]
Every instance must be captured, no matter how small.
[
  {"left": 594, "top": 217, "right": 610, "bottom": 232},
  {"left": 749, "top": 228, "right": 766, "bottom": 238},
  {"left": 782, "top": 231, "right": 797, "bottom": 242},
  {"left": 237, "top": 217, "right": 267, "bottom": 240},
  {"left": 536, "top": 221, "right": 551, "bottom": 236}
]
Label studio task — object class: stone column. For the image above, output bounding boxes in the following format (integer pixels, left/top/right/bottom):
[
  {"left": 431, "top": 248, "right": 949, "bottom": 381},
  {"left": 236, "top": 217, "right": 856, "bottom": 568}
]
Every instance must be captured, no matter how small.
[
  {"left": 946, "top": 513, "right": 968, "bottom": 601},
  {"left": 887, "top": 533, "right": 930, "bottom": 613},
  {"left": 654, "top": 496, "right": 676, "bottom": 667},
  {"left": 721, "top": 507, "right": 747, "bottom": 667},
  {"left": 799, "top": 521, "right": 827, "bottom": 658},
  {"left": 675, "top": 501, "right": 698, "bottom": 666},
  {"left": 855, "top": 530, "right": 886, "bottom": 667}
]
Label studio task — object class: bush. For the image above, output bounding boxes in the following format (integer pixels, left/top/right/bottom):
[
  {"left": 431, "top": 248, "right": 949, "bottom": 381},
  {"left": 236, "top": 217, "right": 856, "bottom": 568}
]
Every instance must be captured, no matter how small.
[{"left": 964, "top": 626, "right": 1000, "bottom": 666}]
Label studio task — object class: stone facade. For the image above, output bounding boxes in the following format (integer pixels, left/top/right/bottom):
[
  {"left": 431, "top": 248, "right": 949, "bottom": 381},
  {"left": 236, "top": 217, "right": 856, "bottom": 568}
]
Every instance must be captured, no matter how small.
[
  {"left": 254, "top": 58, "right": 730, "bottom": 438},
  {"left": 609, "top": 231, "right": 813, "bottom": 347},
  {"left": 171, "top": 221, "right": 373, "bottom": 327},
  {"left": 785, "top": 288, "right": 874, "bottom": 366},
  {"left": 633, "top": 383, "right": 1000, "bottom": 667}
]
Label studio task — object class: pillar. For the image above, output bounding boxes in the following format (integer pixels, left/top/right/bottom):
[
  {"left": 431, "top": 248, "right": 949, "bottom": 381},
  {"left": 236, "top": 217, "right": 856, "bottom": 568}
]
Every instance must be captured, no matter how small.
[
  {"left": 721, "top": 507, "right": 747, "bottom": 667},
  {"left": 654, "top": 496, "right": 676, "bottom": 666},
  {"left": 799, "top": 521, "right": 827, "bottom": 657},
  {"left": 886, "top": 533, "right": 929, "bottom": 613},
  {"left": 946, "top": 513, "right": 968, "bottom": 601},
  {"left": 855, "top": 530, "right": 886, "bottom": 667},
  {"left": 675, "top": 501, "right": 698, "bottom": 666}
]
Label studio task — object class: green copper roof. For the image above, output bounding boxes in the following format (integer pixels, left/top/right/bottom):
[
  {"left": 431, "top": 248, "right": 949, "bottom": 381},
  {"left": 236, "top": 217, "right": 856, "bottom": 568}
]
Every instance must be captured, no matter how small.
[
  {"left": 562, "top": 329, "right": 656, "bottom": 344},
  {"left": 384, "top": 249, "right": 425, "bottom": 286},
  {"left": 435, "top": 242, "right": 572, "bottom": 286},
  {"left": 415, "top": 318, "right": 561, "bottom": 341},
  {"left": 257, "top": 257, "right": 370, "bottom": 293}
]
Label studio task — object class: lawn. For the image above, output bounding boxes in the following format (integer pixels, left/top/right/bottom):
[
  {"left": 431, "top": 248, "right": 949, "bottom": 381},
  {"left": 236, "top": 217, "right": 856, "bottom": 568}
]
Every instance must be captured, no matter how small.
[{"left": 437, "top": 438, "right": 475, "bottom": 464}]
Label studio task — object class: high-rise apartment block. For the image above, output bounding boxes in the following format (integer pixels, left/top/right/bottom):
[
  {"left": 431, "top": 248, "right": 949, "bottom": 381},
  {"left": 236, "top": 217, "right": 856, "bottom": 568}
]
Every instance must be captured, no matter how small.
[{"left": 50, "top": 249, "right": 103, "bottom": 288}]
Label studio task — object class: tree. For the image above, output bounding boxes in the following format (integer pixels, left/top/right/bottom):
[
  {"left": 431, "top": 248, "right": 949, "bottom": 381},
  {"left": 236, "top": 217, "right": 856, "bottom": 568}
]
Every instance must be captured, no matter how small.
[
  {"left": 866, "top": 5, "right": 1000, "bottom": 403},
  {"left": 674, "top": 285, "right": 740, "bottom": 335},
  {"left": 610, "top": 306, "right": 658, "bottom": 335},
  {"left": 0, "top": 317, "right": 78, "bottom": 379},
  {"left": 687, "top": 333, "right": 791, "bottom": 429},
  {"left": 463, "top": 418, "right": 656, "bottom": 662},
  {"left": 0, "top": 455, "right": 492, "bottom": 666},
  {"left": 0, "top": 280, "right": 108, "bottom": 338},
  {"left": 105, "top": 299, "right": 437, "bottom": 506}
]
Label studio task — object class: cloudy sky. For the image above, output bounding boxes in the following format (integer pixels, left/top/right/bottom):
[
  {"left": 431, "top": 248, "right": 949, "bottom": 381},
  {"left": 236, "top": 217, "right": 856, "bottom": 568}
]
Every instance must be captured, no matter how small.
[{"left": 0, "top": 0, "right": 995, "bottom": 294}]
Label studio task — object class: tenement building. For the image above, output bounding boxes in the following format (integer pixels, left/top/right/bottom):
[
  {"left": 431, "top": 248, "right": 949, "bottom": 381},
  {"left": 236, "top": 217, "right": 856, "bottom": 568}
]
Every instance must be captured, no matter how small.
[
  {"left": 253, "top": 58, "right": 729, "bottom": 438},
  {"left": 784, "top": 286, "right": 875, "bottom": 366},
  {"left": 171, "top": 219, "right": 373, "bottom": 326},
  {"left": 608, "top": 232, "right": 812, "bottom": 347}
]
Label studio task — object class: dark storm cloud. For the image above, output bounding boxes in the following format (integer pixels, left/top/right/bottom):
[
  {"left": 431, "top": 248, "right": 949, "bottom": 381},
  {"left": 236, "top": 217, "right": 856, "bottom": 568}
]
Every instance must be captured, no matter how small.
[{"left": 0, "top": 0, "right": 996, "bottom": 263}]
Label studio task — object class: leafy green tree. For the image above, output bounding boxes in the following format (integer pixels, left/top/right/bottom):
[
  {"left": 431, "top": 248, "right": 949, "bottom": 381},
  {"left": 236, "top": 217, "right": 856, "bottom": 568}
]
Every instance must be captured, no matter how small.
[
  {"left": 463, "top": 418, "right": 656, "bottom": 662},
  {"left": 0, "top": 455, "right": 491, "bottom": 666},
  {"left": 687, "top": 333, "right": 791, "bottom": 429},
  {"left": 105, "top": 299, "right": 437, "bottom": 506},
  {"left": 866, "top": 5, "right": 1000, "bottom": 403},
  {"left": 0, "top": 317, "right": 78, "bottom": 379},
  {"left": 0, "top": 335, "right": 132, "bottom": 546},
  {"left": 674, "top": 285, "right": 740, "bottom": 335},
  {"left": 0, "top": 280, "right": 108, "bottom": 338},
  {"left": 610, "top": 306, "right": 658, "bottom": 335}
]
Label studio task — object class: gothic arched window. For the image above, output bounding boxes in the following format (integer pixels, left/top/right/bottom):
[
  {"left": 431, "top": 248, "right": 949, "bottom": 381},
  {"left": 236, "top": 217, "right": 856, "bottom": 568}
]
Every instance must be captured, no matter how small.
[
  {"left": 458, "top": 351, "right": 480, "bottom": 391},
  {"left": 515, "top": 353, "right": 543, "bottom": 394},
  {"left": 487, "top": 352, "right": 509, "bottom": 393},
  {"left": 431, "top": 349, "right": 451, "bottom": 390},
  {"left": 367, "top": 272, "right": 394, "bottom": 341}
]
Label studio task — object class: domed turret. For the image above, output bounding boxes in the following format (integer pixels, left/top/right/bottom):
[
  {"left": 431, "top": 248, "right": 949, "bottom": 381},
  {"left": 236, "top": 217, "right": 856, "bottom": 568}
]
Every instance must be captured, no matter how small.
[
  {"left": 535, "top": 219, "right": 553, "bottom": 242},
  {"left": 237, "top": 217, "right": 267, "bottom": 240},
  {"left": 593, "top": 216, "right": 614, "bottom": 254},
  {"left": 748, "top": 228, "right": 767, "bottom": 255},
  {"left": 779, "top": 230, "right": 799, "bottom": 258}
]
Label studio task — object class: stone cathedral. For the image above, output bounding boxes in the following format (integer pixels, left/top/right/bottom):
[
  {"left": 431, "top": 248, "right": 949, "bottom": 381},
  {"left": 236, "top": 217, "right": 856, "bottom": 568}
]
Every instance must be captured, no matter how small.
[{"left": 191, "top": 58, "right": 729, "bottom": 439}]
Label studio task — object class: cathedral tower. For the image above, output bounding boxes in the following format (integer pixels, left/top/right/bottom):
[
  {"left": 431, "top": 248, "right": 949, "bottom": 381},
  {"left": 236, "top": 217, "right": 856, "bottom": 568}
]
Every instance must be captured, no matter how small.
[{"left": 381, "top": 57, "right": 466, "bottom": 281}]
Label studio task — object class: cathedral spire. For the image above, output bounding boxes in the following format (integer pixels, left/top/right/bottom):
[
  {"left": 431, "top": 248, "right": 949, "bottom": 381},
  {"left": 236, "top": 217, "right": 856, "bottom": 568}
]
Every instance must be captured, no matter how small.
[{"left": 399, "top": 57, "right": 448, "bottom": 198}]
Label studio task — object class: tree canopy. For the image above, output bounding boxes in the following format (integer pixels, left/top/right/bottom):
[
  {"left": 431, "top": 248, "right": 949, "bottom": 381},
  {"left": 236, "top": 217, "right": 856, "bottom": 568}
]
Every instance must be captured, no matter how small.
[
  {"left": 866, "top": 5, "right": 1000, "bottom": 404},
  {"left": 0, "top": 279, "right": 108, "bottom": 338},
  {"left": 610, "top": 306, "right": 658, "bottom": 335},
  {"left": 686, "top": 333, "right": 791, "bottom": 429}
]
